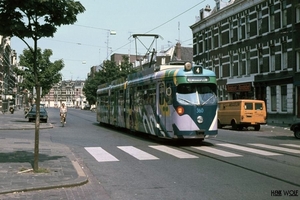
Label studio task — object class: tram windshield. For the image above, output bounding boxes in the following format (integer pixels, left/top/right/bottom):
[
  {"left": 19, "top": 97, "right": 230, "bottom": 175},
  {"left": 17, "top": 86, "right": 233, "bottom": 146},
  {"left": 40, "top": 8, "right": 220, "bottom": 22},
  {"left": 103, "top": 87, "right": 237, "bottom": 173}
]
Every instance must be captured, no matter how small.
[{"left": 176, "top": 84, "right": 217, "bottom": 105}]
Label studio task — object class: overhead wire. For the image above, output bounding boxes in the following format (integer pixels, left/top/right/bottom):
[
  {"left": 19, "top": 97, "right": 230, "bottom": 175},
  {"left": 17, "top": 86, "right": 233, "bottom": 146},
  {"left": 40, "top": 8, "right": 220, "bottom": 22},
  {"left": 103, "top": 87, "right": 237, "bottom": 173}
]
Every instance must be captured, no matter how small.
[
  {"left": 41, "top": 1, "right": 204, "bottom": 61},
  {"left": 111, "top": 0, "right": 205, "bottom": 54}
]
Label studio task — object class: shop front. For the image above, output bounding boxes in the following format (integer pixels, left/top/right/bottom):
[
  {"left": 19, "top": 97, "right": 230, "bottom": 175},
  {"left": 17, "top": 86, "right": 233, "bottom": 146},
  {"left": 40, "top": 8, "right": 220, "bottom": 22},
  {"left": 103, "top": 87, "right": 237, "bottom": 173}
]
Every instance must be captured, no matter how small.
[{"left": 226, "top": 82, "right": 254, "bottom": 100}]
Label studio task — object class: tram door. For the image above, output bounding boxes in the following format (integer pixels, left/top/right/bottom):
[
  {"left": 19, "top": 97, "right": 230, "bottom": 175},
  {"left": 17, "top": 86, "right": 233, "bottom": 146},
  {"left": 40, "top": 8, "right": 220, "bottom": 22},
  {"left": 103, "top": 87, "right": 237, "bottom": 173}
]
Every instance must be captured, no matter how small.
[
  {"left": 128, "top": 86, "right": 136, "bottom": 131},
  {"left": 112, "top": 90, "right": 118, "bottom": 126},
  {"left": 157, "top": 81, "right": 173, "bottom": 137},
  {"left": 109, "top": 90, "right": 114, "bottom": 125}
]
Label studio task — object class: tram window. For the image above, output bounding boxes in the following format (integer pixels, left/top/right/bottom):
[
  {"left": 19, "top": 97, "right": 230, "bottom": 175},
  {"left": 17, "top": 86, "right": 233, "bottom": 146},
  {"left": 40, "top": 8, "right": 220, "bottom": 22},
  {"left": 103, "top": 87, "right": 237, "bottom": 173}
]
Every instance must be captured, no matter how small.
[
  {"left": 159, "top": 83, "right": 165, "bottom": 105},
  {"left": 119, "top": 90, "right": 124, "bottom": 105},
  {"left": 177, "top": 84, "right": 194, "bottom": 94},
  {"left": 165, "top": 83, "right": 173, "bottom": 105},
  {"left": 143, "top": 90, "right": 148, "bottom": 102},
  {"left": 143, "top": 85, "right": 149, "bottom": 90},
  {"left": 176, "top": 84, "right": 217, "bottom": 105}
]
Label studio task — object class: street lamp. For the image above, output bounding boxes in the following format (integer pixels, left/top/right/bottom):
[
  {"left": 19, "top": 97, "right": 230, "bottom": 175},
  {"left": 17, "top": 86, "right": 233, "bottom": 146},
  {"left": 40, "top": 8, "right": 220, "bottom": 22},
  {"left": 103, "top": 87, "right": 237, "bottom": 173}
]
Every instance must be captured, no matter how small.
[{"left": 106, "top": 30, "right": 116, "bottom": 60}]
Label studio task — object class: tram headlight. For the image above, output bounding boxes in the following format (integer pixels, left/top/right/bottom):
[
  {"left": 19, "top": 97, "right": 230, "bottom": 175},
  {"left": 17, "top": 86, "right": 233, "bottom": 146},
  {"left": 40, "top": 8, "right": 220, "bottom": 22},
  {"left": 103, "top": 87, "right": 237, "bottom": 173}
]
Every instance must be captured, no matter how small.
[
  {"left": 184, "top": 62, "right": 192, "bottom": 71},
  {"left": 176, "top": 106, "right": 184, "bottom": 115},
  {"left": 197, "top": 116, "right": 203, "bottom": 124}
]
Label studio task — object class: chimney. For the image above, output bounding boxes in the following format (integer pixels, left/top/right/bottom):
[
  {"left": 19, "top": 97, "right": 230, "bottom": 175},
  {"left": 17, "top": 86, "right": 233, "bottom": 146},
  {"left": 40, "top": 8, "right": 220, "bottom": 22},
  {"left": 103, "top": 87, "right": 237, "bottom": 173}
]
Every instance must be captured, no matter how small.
[
  {"left": 175, "top": 42, "right": 181, "bottom": 60},
  {"left": 199, "top": 5, "right": 211, "bottom": 20},
  {"left": 204, "top": 5, "right": 211, "bottom": 12}
]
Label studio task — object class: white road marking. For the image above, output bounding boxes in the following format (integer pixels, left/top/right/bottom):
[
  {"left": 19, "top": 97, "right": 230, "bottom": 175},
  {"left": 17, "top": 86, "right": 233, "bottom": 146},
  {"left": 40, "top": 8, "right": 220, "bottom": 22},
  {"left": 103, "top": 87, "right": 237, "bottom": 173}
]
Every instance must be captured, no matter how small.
[
  {"left": 280, "top": 144, "right": 300, "bottom": 149},
  {"left": 249, "top": 144, "right": 300, "bottom": 154},
  {"left": 85, "top": 147, "right": 119, "bottom": 162},
  {"left": 149, "top": 145, "right": 198, "bottom": 159},
  {"left": 117, "top": 146, "right": 159, "bottom": 160},
  {"left": 217, "top": 144, "right": 281, "bottom": 156},
  {"left": 192, "top": 146, "right": 242, "bottom": 157},
  {"left": 85, "top": 142, "right": 300, "bottom": 162}
]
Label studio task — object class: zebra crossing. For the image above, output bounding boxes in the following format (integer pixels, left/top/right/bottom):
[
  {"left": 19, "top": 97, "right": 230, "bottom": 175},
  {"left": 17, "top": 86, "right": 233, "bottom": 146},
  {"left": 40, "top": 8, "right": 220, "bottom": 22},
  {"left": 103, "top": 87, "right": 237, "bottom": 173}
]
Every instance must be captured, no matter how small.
[{"left": 84, "top": 143, "right": 300, "bottom": 163}]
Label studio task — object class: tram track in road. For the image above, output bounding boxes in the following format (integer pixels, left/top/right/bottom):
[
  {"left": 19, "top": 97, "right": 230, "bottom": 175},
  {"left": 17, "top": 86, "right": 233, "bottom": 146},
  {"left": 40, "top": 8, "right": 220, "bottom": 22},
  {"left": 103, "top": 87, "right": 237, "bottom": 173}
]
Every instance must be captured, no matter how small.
[
  {"left": 208, "top": 137, "right": 300, "bottom": 159},
  {"left": 177, "top": 140, "right": 300, "bottom": 188}
]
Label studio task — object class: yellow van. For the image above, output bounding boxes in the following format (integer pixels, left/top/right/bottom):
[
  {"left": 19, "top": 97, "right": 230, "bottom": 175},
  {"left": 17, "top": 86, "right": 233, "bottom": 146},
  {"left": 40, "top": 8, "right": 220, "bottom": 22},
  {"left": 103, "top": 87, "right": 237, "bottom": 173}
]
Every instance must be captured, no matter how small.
[{"left": 218, "top": 99, "right": 266, "bottom": 131}]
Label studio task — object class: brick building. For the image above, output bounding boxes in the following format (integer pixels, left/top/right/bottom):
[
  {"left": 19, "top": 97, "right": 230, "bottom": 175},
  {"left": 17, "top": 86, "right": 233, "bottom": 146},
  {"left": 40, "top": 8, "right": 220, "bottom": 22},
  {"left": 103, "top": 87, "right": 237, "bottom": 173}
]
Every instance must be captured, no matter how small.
[{"left": 190, "top": 0, "right": 300, "bottom": 125}]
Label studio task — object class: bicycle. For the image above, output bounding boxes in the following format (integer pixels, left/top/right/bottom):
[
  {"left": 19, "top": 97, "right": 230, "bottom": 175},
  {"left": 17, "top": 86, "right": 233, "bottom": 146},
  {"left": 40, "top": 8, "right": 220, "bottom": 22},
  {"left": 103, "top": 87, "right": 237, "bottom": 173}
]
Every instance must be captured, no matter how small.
[{"left": 60, "top": 113, "right": 67, "bottom": 127}]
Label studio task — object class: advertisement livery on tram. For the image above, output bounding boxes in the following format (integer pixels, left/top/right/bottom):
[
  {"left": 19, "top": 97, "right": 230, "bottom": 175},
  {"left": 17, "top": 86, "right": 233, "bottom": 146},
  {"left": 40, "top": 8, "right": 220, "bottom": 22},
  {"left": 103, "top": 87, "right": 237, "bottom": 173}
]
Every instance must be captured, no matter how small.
[{"left": 96, "top": 62, "right": 218, "bottom": 140}]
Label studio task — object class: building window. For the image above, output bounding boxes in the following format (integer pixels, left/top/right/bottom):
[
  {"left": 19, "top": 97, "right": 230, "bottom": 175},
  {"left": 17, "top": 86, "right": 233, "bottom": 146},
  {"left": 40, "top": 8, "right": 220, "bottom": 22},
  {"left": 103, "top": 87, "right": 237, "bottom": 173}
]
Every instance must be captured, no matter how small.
[
  {"left": 258, "top": 48, "right": 263, "bottom": 73},
  {"left": 238, "top": 18, "right": 242, "bottom": 40},
  {"left": 282, "top": 43, "right": 287, "bottom": 69},
  {"left": 214, "top": 29, "right": 219, "bottom": 48},
  {"left": 230, "top": 20, "right": 233, "bottom": 42},
  {"left": 270, "top": 5, "right": 275, "bottom": 31},
  {"left": 271, "top": 86, "right": 276, "bottom": 111},
  {"left": 202, "top": 32, "right": 206, "bottom": 52},
  {"left": 219, "top": 56, "right": 223, "bottom": 78},
  {"left": 211, "top": 29, "right": 215, "bottom": 49},
  {"left": 246, "top": 15, "right": 250, "bottom": 38},
  {"left": 238, "top": 52, "right": 244, "bottom": 76},
  {"left": 230, "top": 53, "right": 235, "bottom": 77},
  {"left": 215, "top": 65, "right": 219, "bottom": 79},
  {"left": 246, "top": 51, "right": 250, "bottom": 75},
  {"left": 270, "top": 46, "right": 275, "bottom": 71},
  {"left": 257, "top": 10, "right": 262, "bottom": 35},
  {"left": 281, "top": 0, "right": 287, "bottom": 27},
  {"left": 218, "top": 26, "right": 222, "bottom": 47},
  {"left": 297, "top": 51, "right": 300, "bottom": 71},
  {"left": 281, "top": 85, "right": 287, "bottom": 112},
  {"left": 296, "top": 5, "right": 300, "bottom": 23}
]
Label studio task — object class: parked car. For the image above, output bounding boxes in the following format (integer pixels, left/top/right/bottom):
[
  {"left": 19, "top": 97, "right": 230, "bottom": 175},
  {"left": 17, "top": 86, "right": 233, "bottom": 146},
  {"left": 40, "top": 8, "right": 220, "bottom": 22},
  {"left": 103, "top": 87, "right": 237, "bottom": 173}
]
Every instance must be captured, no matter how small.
[
  {"left": 82, "top": 104, "right": 91, "bottom": 110},
  {"left": 290, "top": 122, "right": 300, "bottom": 139},
  {"left": 25, "top": 105, "right": 48, "bottom": 123}
]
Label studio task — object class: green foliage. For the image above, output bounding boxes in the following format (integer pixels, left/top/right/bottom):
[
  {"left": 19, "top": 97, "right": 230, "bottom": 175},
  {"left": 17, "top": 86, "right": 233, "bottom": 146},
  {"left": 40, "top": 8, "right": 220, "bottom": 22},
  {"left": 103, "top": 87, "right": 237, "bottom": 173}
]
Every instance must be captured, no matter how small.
[
  {"left": 83, "top": 56, "right": 136, "bottom": 104},
  {"left": 0, "top": 0, "right": 85, "bottom": 41},
  {"left": 16, "top": 48, "right": 64, "bottom": 97},
  {"left": 0, "top": 0, "right": 85, "bottom": 172}
]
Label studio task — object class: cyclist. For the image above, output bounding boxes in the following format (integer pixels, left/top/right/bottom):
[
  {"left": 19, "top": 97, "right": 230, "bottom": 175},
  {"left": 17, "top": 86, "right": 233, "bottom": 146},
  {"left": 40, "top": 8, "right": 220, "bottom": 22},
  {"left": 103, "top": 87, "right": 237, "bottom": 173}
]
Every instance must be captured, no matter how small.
[{"left": 60, "top": 103, "right": 68, "bottom": 124}]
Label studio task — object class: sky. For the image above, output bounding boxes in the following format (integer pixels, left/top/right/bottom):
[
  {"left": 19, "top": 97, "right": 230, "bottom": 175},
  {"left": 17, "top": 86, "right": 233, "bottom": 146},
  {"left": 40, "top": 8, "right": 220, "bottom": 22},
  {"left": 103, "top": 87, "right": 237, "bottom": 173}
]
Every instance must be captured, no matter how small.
[{"left": 10, "top": 0, "right": 216, "bottom": 81}]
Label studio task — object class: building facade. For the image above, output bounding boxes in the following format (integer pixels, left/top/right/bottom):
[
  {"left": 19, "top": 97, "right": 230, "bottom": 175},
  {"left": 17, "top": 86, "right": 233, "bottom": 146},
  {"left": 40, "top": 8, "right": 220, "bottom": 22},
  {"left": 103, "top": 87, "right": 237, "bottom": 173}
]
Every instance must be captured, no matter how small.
[
  {"left": 190, "top": 0, "right": 300, "bottom": 125},
  {"left": 42, "top": 80, "right": 86, "bottom": 108},
  {"left": 0, "top": 36, "right": 19, "bottom": 110}
]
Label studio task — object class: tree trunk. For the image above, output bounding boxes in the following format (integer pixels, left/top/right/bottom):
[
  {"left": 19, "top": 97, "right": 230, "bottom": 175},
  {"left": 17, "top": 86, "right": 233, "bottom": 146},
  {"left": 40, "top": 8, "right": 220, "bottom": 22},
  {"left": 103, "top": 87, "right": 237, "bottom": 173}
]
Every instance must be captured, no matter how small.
[{"left": 33, "top": 38, "right": 40, "bottom": 172}]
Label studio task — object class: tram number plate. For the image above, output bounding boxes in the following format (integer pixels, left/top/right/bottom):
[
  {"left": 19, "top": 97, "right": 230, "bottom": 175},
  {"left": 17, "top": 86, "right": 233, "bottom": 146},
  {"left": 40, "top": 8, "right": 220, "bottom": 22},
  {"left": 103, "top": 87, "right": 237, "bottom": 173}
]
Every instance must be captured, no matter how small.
[{"left": 193, "top": 66, "right": 203, "bottom": 74}]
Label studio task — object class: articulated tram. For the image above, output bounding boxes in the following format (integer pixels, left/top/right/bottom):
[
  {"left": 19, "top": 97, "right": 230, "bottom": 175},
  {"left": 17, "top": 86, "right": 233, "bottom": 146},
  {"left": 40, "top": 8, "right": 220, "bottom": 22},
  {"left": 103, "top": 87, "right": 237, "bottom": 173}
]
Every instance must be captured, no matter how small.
[{"left": 96, "top": 61, "right": 218, "bottom": 140}]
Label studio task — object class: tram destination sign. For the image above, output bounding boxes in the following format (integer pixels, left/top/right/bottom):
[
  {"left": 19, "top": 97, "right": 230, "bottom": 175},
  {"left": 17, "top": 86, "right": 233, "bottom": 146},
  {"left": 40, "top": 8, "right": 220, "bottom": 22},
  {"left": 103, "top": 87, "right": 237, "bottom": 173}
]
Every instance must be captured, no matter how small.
[{"left": 187, "top": 76, "right": 210, "bottom": 82}]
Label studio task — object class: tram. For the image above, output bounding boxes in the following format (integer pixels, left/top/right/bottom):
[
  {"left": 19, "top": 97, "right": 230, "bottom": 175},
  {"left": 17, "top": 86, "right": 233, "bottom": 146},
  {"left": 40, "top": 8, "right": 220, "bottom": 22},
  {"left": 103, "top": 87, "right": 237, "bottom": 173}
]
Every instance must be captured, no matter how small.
[{"left": 96, "top": 61, "right": 218, "bottom": 140}]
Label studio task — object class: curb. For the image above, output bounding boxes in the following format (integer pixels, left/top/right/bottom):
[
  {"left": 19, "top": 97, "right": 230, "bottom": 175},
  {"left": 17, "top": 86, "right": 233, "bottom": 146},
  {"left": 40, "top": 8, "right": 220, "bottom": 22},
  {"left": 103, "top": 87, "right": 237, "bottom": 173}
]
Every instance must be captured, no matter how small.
[
  {"left": 0, "top": 175, "right": 88, "bottom": 195},
  {"left": 0, "top": 124, "right": 54, "bottom": 130}
]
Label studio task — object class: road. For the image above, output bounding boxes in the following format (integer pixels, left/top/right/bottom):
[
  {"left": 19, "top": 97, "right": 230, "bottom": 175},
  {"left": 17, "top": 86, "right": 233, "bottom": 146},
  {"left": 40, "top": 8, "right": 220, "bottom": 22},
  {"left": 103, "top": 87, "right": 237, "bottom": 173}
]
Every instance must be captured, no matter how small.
[{"left": 1, "top": 107, "right": 299, "bottom": 200}]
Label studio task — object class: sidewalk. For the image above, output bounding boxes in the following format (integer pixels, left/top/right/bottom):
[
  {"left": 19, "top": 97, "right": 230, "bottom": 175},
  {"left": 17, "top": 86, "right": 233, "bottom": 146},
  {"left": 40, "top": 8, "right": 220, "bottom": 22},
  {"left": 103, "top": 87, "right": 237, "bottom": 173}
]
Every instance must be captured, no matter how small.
[
  {"left": 0, "top": 108, "right": 53, "bottom": 130},
  {"left": 0, "top": 109, "right": 88, "bottom": 195}
]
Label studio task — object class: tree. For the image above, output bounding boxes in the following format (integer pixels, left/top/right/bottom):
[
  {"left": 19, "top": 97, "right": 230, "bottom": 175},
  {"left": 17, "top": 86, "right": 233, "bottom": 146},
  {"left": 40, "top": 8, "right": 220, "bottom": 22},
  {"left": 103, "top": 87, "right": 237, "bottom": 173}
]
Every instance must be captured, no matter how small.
[
  {"left": 0, "top": 0, "right": 85, "bottom": 172},
  {"left": 17, "top": 48, "right": 64, "bottom": 97},
  {"left": 83, "top": 56, "right": 136, "bottom": 104}
]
